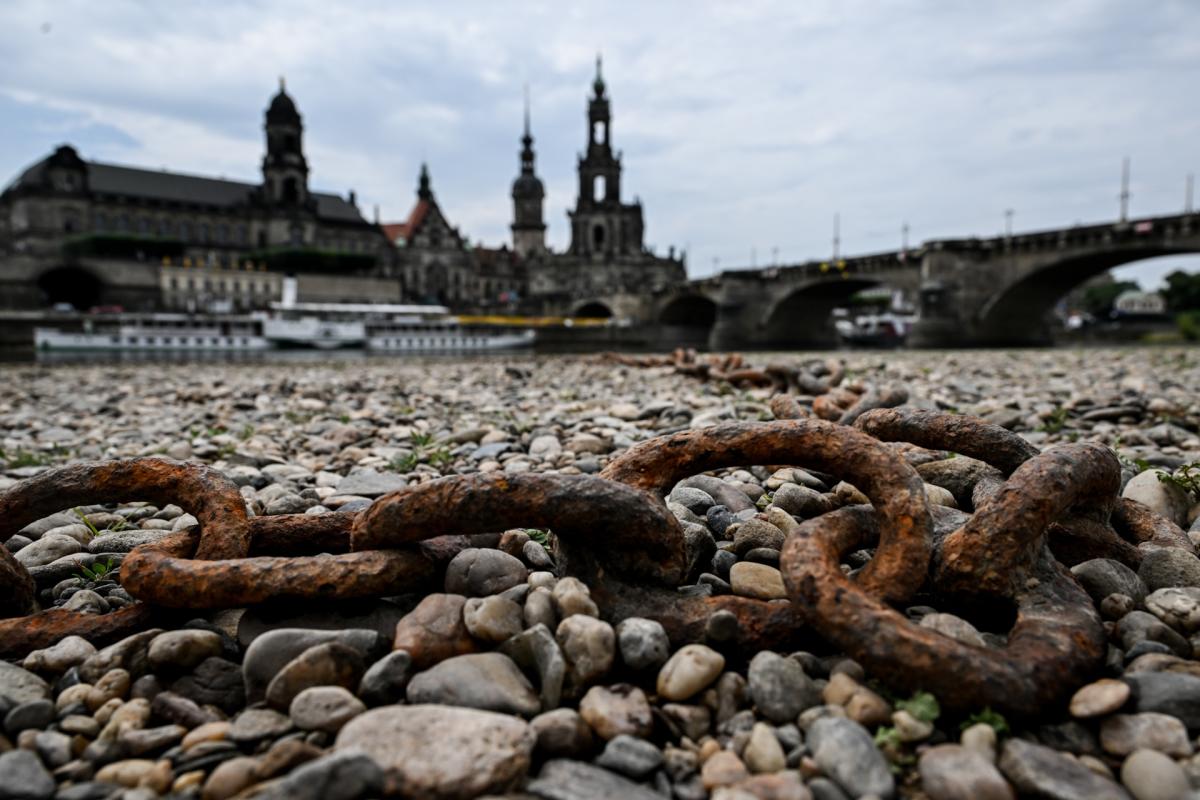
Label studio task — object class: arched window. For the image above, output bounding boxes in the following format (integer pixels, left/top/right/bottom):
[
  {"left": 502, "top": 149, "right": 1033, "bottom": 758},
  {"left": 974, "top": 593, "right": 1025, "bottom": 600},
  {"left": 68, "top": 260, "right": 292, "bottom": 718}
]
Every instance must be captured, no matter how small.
[
  {"left": 282, "top": 178, "right": 299, "bottom": 204},
  {"left": 592, "top": 223, "right": 606, "bottom": 250},
  {"left": 593, "top": 175, "right": 606, "bottom": 202}
]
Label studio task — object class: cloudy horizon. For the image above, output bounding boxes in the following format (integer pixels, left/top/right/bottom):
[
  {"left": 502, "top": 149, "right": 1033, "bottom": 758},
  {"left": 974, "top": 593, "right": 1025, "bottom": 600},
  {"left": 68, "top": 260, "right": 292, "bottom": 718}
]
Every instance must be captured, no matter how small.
[{"left": 2, "top": 0, "right": 1198, "bottom": 287}]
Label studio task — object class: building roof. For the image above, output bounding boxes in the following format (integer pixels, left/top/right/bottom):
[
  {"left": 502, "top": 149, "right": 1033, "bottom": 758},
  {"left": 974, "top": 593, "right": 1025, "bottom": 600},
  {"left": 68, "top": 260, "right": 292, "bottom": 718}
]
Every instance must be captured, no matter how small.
[
  {"left": 4, "top": 148, "right": 367, "bottom": 225},
  {"left": 381, "top": 199, "right": 431, "bottom": 244}
]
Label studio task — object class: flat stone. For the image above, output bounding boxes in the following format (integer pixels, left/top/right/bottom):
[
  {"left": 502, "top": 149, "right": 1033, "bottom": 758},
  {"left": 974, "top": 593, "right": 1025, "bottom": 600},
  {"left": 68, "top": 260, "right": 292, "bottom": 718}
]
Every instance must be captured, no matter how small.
[
  {"left": 147, "top": 629, "right": 224, "bottom": 672},
  {"left": 1125, "top": 671, "right": 1200, "bottom": 729},
  {"left": 87, "top": 530, "right": 169, "bottom": 554},
  {"left": 0, "top": 661, "right": 50, "bottom": 703},
  {"left": 729, "top": 561, "right": 787, "bottom": 599},
  {"left": 1070, "top": 679, "right": 1132, "bottom": 718},
  {"left": 919, "top": 613, "right": 987, "bottom": 647},
  {"left": 229, "top": 708, "right": 292, "bottom": 744},
  {"left": 807, "top": 717, "right": 895, "bottom": 798},
  {"left": 289, "top": 686, "right": 366, "bottom": 733},
  {"left": 335, "top": 704, "right": 535, "bottom": 799},
  {"left": 1145, "top": 587, "right": 1200, "bottom": 632},
  {"left": 0, "top": 749, "right": 56, "bottom": 800},
  {"left": 1120, "top": 748, "right": 1190, "bottom": 800},
  {"left": 406, "top": 653, "right": 540, "bottom": 717},
  {"left": 242, "top": 628, "right": 381, "bottom": 704},
  {"left": 236, "top": 600, "right": 406, "bottom": 646},
  {"left": 1099, "top": 713, "right": 1191, "bottom": 757},
  {"left": 265, "top": 642, "right": 365, "bottom": 711},
  {"left": 918, "top": 744, "right": 1014, "bottom": 800},
  {"left": 594, "top": 734, "right": 664, "bottom": 779},
  {"left": 15, "top": 533, "right": 82, "bottom": 568},
  {"left": 254, "top": 748, "right": 385, "bottom": 800},
  {"left": 732, "top": 518, "right": 787, "bottom": 556},
  {"left": 500, "top": 624, "right": 566, "bottom": 710},
  {"left": 578, "top": 684, "right": 653, "bottom": 740},
  {"left": 169, "top": 657, "right": 243, "bottom": 714},
  {"left": 334, "top": 470, "right": 407, "bottom": 498},
  {"left": 527, "top": 758, "right": 664, "bottom": 800},
  {"left": 999, "top": 738, "right": 1132, "bottom": 800},
  {"left": 392, "top": 594, "right": 477, "bottom": 669},
  {"left": 657, "top": 645, "right": 725, "bottom": 701}
]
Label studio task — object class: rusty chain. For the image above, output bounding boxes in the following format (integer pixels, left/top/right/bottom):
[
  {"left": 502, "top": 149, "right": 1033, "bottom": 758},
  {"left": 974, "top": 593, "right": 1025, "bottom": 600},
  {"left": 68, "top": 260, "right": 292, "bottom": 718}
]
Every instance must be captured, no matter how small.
[{"left": 0, "top": 401, "right": 1193, "bottom": 716}]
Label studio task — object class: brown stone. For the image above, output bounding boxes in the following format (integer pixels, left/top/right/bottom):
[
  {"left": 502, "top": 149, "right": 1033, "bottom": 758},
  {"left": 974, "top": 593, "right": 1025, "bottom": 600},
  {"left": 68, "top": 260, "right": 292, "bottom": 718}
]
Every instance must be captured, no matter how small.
[{"left": 392, "top": 593, "right": 477, "bottom": 670}]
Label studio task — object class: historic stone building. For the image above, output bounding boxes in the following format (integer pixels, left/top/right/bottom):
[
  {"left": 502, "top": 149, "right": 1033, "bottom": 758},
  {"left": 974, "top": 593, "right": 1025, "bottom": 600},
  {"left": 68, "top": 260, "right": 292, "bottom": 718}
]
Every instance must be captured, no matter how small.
[
  {"left": 0, "top": 82, "right": 393, "bottom": 311},
  {"left": 513, "top": 58, "right": 687, "bottom": 318},
  {"left": 382, "top": 165, "right": 525, "bottom": 310}
]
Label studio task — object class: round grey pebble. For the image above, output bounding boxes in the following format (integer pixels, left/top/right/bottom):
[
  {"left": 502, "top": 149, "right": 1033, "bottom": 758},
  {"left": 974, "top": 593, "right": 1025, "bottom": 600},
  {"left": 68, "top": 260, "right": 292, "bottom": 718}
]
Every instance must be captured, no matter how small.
[{"left": 616, "top": 617, "right": 670, "bottom": 671}]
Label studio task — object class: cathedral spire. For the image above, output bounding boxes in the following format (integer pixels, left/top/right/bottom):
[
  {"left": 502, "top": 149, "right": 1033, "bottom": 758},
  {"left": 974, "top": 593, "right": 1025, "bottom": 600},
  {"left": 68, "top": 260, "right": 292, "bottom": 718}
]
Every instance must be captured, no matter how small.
[
  {"left": 417, "top": 162, "right": 433, "bottom": 201},
  {"left": 523, "top": 83, "right": 531, "bottom": 141},
  {"left": 593, "top": 53, "right": 605, "bottom": 98}
]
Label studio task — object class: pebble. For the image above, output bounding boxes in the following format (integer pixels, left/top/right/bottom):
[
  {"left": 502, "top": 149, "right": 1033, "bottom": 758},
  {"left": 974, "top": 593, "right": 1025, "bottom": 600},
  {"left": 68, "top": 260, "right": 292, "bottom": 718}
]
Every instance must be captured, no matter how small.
[
  {"left": 743, "top": 721, "right": 787, "bottom": 773},
  {"left": 228, "top": 708, "right": 292, "bottom": 744},
  {"left": 555, "top": 614, "right": 615, "bottom": 688},
  {"left": 1144, "top": 586, "right": 1200, "bottom": 632},
  {"left": 147, "top": 629, "right": 224, "bottom": 672},
  {"left": 443, "top": 548, "right": 528, "bottom": 596},
  {"left": 729, "top": 562, "right": 787, "bottom": 599},
  {"left": 500, "top": 623, "right": 566, "bottom": 710},
  {"left": 335, "top": 704, "right": 535, "bottom": 798},
  {"left": 289, "top": 686, "right": 366, "bottom": 733},
  {"left": 918, "top": 744, "right": 1014, "bottom": 800},
  {"left": 406, "top": 652, "right": 541, "bottom": 717},
  {"left": 658, "top": 644, "right": 726, "bottom": 701},
  {"left": 1124, "top": 671, "right": 1200, "bottom": 728},
  {"left": 579, "top": 684, "right": 653, "bottom": 739},
  {"left": 1123, "top": 469, "right": 1191, "bottom": 527},
  {"left": 14, "top": 533, "right": 82, "bottom": 567},
  {"left": 462, "top": 595, "right": 524, "bottom": 643},
  {"left": 531, "top": 708, "right": 593, "bottom": 758},
  {"left": 749, "top": 651, "right": 821, "bottom": 723},
  {"left": 1099, "top": 712, "right": 1191, "bottom": 757},
  {"left": 807, "top": 717, "right": 895, "bottom": 799},
  {"left": 528, "top": 758, "right": 665, "bottom": 800},
  {"left": 551, "top": 576, "right": 599, "bottom": 618},
  {"left": 392, "top": 594, "right": 478, "bottom": 669},
  {"left": 23, "top": 636, "right": 96, "bottom": 674},
  {"left": 0, "top": 661, "right": 49, "bottom": 703},
  {"left": 1120, "top": 748, "right": 1190, "bottom": 800},
  {"left": 999, "top": 738, "right": 1130, "bottom": 800},
  {"left": 615, "top": 617, "right": 670, "bottom": 671},
  {"left": 1139, "top": 548, "right": 1200, "bottom": 592},
  {"left": 265, "top": 642, "right": 366, "bottom": 710},
  {"left": 595, "top": 734, "right": 664, "bottom": 779},
  {"left": 356, "top": 650, "right": 412, "bottom": 707},
  {"left": 1070, "top": 678, "right": 1132, "bottom": 718},
  {"left": 0, "top": 749, "right": 56, "bottom": 800},
  {"left": 702, "top": 750, "right": 750, "bottom": 789},
  {"left": 255, "top": 748, "right": 384, "bottom": 800},
  {"left": 241, "top": 627, "right": 380, "bottom": 704},
  {"left": 1073, "top": 559, "right": 1149, "bottom": 604}
]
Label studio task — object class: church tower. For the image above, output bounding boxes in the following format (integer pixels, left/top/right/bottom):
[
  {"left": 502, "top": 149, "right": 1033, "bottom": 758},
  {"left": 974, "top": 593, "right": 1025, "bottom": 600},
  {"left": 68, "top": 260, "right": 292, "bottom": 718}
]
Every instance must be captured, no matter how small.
[
  {"left": 568, "top": 56, "right": 644, "bottom": 258},
  {"left": 261, "top": 78, "right": 309, "bottom": 206},
  {"left": 511, "top": 88, "right": 546, "bottom": 258}
]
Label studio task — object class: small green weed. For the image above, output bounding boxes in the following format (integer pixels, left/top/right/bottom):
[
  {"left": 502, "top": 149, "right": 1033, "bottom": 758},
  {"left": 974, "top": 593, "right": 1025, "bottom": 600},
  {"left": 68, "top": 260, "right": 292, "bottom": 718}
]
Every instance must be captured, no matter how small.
[
  {"left": 1, "top": 448, "right": 51, "bottom": 469},
  {"left": 76, "top": 558, "right": 116, "bottom": 582},
  {"left": 1158, "top": 461, "right": 1200, "bottom": 502},
  {"left": 73, "top": 508, "right": 101, "bottom": 538},
  {"left": 895, "top": 691, "right": 940, "bottom": 723},
  {"left": 961, "top": 707, "right": 1010, "bottom": 737},
  {"left": 525, "top": 528, "right": 550, "bottom": 545},
  {"left": 1037, "top": 407, "right": 1069, "bottom": 434}
]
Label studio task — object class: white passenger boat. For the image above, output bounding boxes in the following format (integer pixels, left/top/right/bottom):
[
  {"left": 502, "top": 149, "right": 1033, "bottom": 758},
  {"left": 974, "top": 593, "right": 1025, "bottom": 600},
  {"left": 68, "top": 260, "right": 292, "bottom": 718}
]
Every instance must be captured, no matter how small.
[{"left": 34, "top": 313, "right": 271, "bottom": 351}]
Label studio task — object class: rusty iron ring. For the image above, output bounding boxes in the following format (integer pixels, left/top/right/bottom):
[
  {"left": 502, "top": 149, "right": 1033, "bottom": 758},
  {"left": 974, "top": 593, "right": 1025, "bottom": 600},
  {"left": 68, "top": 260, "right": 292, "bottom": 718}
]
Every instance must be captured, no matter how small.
[
  {"left": 0, "top": 458, "right": 252, "bottom": 621},
  {"left": 356, "top": 471, "right": 810, "bottom": 649},
  {"left": 856, "top": 407, "right": 1196, "bottom": 565},
  {"left": 600, "top": 419, "right": 933, "bottom": 604},
  {"left": 778, "top": 505, "right": 1105, "bottom": 716}
]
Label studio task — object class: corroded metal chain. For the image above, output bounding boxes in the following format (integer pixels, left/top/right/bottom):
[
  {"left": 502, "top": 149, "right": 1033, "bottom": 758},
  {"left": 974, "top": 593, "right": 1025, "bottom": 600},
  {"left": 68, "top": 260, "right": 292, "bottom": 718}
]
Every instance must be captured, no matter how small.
[{"left": 0, "top": 408, "right": 1192, "bottom": 717}]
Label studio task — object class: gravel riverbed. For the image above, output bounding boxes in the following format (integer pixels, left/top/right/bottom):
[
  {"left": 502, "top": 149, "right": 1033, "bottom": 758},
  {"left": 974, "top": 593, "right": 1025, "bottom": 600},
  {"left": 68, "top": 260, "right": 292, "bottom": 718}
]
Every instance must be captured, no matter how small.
[{"left": 2, "top": 348, "right": 1200, "bottom": 800}]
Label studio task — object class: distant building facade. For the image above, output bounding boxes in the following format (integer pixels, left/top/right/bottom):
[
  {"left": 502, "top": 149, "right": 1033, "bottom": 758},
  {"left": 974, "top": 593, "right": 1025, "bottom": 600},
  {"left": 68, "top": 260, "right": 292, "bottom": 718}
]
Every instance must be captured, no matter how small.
[{"left": 0, "top": 81, "right": 392, "bottom": 311}]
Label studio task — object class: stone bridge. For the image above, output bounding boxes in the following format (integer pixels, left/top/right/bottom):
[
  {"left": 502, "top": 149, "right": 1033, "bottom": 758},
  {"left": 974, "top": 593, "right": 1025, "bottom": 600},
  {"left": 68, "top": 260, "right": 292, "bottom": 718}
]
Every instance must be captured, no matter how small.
[{"left": 566, "top": 211, "right": 1200, "bottom": 349}]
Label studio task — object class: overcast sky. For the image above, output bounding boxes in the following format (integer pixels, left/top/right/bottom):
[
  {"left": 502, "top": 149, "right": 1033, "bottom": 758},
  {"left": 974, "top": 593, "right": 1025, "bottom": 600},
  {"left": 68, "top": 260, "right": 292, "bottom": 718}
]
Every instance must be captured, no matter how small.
[{"left": 2, "top": 0, "right": 1198, "bottom": 285}]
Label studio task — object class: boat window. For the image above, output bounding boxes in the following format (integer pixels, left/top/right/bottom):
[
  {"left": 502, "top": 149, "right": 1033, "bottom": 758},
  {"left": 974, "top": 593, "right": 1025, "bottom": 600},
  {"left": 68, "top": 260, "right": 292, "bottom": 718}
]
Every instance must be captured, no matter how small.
[{"left": 110, "top": 336, "right": 119, "bottom": 344}]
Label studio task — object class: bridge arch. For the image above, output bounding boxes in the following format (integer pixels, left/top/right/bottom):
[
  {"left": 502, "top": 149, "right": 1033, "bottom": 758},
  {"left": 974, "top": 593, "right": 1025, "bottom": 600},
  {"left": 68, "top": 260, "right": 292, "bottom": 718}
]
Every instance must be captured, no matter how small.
[
  {"left": 36, "top": 265, "right": 106, "bottom": 311},
  {"left": 658, "top": 293, "right": 718, "bottom": 349},
  {"left": 976, "top": 245, "right": 1199, "bottom": 344},
  {"left": 572, "top": 300, "right": 614, "bottom": 318},
  {"left": 763, "top": 277, "right": 882, "bottom": 348}
]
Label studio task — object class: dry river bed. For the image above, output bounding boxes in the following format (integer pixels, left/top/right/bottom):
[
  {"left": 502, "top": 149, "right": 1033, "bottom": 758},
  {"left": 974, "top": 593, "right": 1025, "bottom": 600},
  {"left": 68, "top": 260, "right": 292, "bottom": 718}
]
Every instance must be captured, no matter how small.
[{"left": 1, "top": 348, "right": 1200, "bottom": 800}]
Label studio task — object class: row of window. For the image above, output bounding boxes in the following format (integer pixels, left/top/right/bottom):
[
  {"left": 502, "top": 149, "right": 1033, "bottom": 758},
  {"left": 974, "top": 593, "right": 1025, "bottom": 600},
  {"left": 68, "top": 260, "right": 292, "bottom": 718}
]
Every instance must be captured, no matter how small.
[
  {"left": 83, "top": 212, "right": 371, "bottom": 252},
  {"left": 165, "top": 276, "right": 276, "bottom": 293}
]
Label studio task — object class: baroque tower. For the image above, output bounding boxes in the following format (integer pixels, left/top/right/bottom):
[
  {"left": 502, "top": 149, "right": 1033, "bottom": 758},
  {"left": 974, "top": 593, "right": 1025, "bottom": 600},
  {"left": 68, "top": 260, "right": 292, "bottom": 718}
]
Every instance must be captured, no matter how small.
[
  {"left": 261, "top": 78, "right": 309, "bottom": 206},
  {"left": 568, "top": 56, "right": 644, "bottom": 259},
  {"left": 511, "top": 87, "right": 546, "bottom": 258}
]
